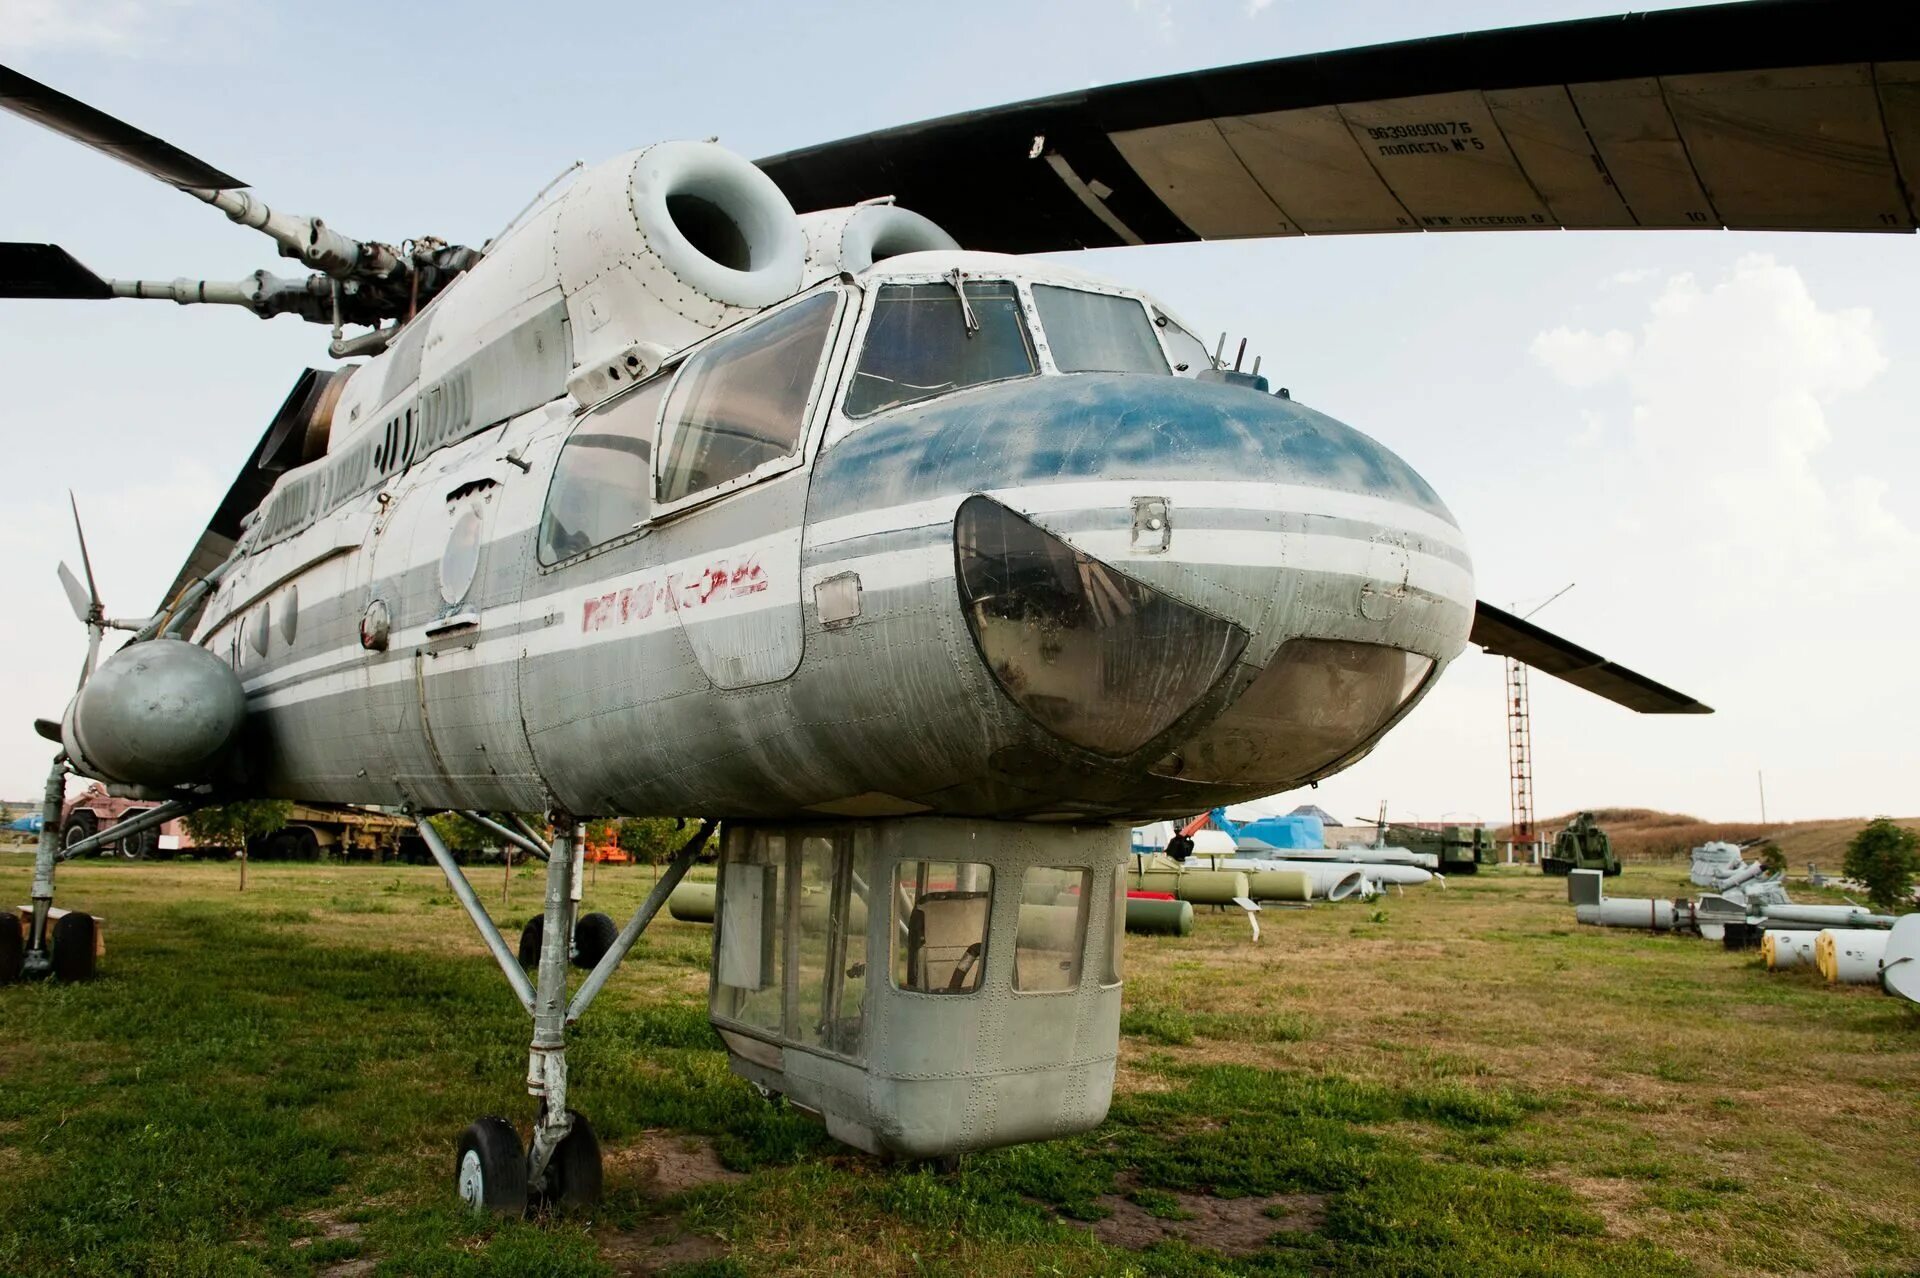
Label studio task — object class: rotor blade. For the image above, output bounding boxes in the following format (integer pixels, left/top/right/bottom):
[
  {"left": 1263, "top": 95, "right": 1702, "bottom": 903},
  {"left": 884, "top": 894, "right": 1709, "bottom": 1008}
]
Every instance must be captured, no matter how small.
[
  {"left": 68, "top": 492, "right": 100, "bottom": 610},
  {"left": 758, "top": 0, "right": 1920, "bottom": 252},
  {"left": 0, "top": 243, "right": 113, "bottom": 299},
  {"left": 0, "top": 64, "right": 245, "bottom": 189},
  {"left": 56, "top": 562, "right": 90, "bottom": 624},
  {"left": 1470, "top": 601, "right": 1711, "bottom": 715}
]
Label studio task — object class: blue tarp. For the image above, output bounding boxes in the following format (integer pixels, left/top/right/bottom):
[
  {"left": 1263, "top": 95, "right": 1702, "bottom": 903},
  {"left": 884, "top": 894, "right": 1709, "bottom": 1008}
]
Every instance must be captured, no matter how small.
[
  {"left": 1208, "top": 807, "right": 1325, "bottom": 851},
  {"left": 6, "top": 814, "right": 44, "bottom": 833}
]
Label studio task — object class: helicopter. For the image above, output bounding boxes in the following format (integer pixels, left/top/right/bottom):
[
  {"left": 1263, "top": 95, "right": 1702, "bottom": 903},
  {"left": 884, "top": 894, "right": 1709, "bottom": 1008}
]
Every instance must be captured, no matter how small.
[{"left": 2, "top": 0, "right": 1911, "bottom": 1216}]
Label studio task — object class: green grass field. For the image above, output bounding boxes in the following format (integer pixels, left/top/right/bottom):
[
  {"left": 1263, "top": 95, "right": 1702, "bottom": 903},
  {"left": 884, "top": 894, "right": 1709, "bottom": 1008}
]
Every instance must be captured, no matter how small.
[{"left": 1, "top": 853, "right": 1914, "bottom": 1277}]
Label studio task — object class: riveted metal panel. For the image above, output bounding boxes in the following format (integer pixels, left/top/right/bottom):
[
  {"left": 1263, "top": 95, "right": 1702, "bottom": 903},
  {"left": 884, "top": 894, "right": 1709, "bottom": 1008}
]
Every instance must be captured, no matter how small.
[
  {"left": 1571, "top": 77, "right": 1719, "bottom": 227},
  {"left": 1212, "top": 106, "right": 1414, "bottom": 233},
  {"left": 1336, "top": 91, "right": 1553, "bottom": 230},
  {"left": 1485, "top": 85, "right": 1635, "bottom": 227},
  {"left": 1107, "top": 119, "right": 1298, "bottom": 239},
  {"left": 1664, "top": 65, "right": 1913, "bottom": 229}
]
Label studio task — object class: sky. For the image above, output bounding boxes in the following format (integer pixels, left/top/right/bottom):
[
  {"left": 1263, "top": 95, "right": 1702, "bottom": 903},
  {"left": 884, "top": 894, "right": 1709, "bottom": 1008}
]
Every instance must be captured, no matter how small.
[{"left": 0, "top": 0, "right": 1913, "bottom": 825}]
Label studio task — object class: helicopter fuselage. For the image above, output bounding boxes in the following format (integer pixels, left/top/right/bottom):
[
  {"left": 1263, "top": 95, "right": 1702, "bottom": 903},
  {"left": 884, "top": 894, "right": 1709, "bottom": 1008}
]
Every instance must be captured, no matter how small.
[{"left": 195, "top": 250, "right": 1473, "bottom": 823}]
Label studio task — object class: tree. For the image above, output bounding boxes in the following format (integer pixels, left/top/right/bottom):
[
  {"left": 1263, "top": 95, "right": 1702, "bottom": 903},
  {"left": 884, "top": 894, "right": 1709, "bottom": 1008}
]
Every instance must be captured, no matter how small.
[
  {"left": 183, "top": 800, "right": 291, "bottom": 853},
  {"left": 1842, "top": 818, "right": 1920, "bottom": 913},
  {"left": 427, "top": 812, "right": 491, "bottom": 856},
  {"left": 616, "top": 817, "right": 702, "bottom": 867}
]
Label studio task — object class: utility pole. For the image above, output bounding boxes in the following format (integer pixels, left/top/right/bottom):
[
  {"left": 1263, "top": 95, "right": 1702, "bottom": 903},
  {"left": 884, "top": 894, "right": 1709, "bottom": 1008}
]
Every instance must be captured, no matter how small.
[{"left": 1758, "top": 771, "right": 1768, "bottom": 824}]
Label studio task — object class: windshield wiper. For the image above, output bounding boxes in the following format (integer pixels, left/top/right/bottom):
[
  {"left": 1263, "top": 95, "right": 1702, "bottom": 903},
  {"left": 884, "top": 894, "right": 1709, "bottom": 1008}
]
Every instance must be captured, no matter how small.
[{"left": 945, "top": 267, "right": 979, "bottom": 337}]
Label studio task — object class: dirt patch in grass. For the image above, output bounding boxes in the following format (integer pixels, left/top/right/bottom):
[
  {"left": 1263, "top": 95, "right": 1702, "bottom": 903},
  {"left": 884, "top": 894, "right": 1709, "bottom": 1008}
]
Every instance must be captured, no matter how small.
[
  {"left": 599, "top": 1218, "right": 728, "bottom": 1276},
  {"left": 607, "top": 1130, "right": 744, "bottom": 1198},
  {"left": 1551, "top": 1173, "right": 1654, "bottom": 1240},
  {"left": 1084, "top": 1183, "right": 1325, "bottom": 1256}
]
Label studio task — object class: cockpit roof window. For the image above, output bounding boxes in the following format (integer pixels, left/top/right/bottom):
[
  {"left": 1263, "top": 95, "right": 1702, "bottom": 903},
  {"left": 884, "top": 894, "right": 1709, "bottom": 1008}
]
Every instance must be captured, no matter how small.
[
  {"left": 1032, "top": 285, "right": 1168, "bottom": 375},
  {"left": 845, "top": 280, "right": 1035, "bottom": 418}
]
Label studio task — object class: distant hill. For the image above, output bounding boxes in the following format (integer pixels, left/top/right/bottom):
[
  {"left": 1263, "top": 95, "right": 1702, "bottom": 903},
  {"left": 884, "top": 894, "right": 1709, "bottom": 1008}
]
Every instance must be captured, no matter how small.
[{"left": 1498, "top": 809, "right": 1920, "bottom": 865}]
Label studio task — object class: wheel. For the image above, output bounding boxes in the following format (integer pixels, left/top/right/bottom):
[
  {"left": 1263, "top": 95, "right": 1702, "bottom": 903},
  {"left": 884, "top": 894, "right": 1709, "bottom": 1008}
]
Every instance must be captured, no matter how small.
[
  {"left": 0, "top": 911, "right": 22, "bottom": 983},
  {"left": 290, "top": 827, "right": 322, "bottom": 861},
  {"left": 518, "top": 916, "right": 544, "bottom": 969},
  {"left": 572, "top": 912, "right": 619, "bottom": 970},
  {"left": 125, "top": 826, "right": 159, "bottom": 860},
  {"left": 538, "top": 1110, "right": 603, "bottom": 1209},
  {"left": 455, "top": 1116, "right": 527, "bottom": 1216},
  {"left": 62, "top": 810, "right": 98, "bottom": 853},
  {"left": 51, "top": 911, "right": 97, "bottom": 982},
  {"left": 266, "top": 830, "right": 302, "bottom": 861}
]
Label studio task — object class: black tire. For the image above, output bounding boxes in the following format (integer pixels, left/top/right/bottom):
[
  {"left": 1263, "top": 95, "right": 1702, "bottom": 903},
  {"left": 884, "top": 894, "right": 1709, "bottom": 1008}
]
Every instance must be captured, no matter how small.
[
  {"left": 0, "top": 911, "right": 22, "bottom": 983},
  {"left": 539, "top": 1110, "right": 603, "bottom": 1209},
  {"left": 290, "top": 827, "right": 322, "bottom": 862},
  {"left": 125, "top": 826, "right": 160, "bottom": 860},
  {"left": 572, "top": 912, "right": 619, "bottom": 970},
  {"left": 518, "top": 916, "right": 544, "bottom": 969},
  {"left": 51, "top": 911, "right": 98, "bottom": 982},
  {"left": 455, "top": 1116, "right": 527, "bottom": 1216},
  {"left": 62, "top": 810, "right": 98, "bottom": 854}
]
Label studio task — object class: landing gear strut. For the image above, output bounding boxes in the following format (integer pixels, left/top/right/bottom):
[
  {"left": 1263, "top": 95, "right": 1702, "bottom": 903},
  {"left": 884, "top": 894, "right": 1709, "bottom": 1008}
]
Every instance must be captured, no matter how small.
[
  {"left": 417, "top": 808, "right": 714, "bottom": 1214},
  {"left": 8, "top": 753, "right": 207, "bottom": 986}
]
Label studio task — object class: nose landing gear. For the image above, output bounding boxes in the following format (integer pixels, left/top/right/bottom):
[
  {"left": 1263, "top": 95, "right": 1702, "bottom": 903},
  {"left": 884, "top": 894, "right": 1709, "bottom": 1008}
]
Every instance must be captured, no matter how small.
[{"left": 416, "top": 809, "right": 713, "bottom": 1215}]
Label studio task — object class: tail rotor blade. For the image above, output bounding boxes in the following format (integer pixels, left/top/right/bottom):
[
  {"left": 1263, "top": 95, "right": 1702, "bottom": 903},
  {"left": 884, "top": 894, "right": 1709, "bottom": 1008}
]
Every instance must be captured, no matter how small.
[
  {"left": 57, "top": 562, "right": 90, "bottom": 624},
  {"left": 68, "top": 491, "right": 101, "bottom": 611}
]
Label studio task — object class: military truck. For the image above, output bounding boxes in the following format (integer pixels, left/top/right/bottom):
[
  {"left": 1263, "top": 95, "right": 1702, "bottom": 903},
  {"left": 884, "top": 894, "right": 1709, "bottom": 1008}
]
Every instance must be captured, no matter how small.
[
  {"left": 60, "top": 784, "right": 421, "bottom": 861},
  {"left": 1378, "top": 823, "right": 1498, "bottom": 874},
  {"left": 1543, "top": 812, "right": 1621, "bottom": 876}
]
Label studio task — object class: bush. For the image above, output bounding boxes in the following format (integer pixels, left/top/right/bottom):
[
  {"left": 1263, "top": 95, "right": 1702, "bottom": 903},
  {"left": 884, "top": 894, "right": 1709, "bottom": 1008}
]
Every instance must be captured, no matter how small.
[
  {"left": 1842, "top": 818, "right": 1919, "bottom": 912},
  {"left": 182, "top": 800, "right": 291, "bottom": 853}
]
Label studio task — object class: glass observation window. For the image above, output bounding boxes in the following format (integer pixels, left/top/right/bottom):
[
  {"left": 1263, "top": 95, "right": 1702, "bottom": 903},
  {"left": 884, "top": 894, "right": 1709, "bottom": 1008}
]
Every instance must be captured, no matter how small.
[
  {"left": 1104, "top": 868, "right": 1125, "bottom": 985},
  {"left": 657, "top": 291, "right": 838, "bottom": 505},
  {"left": 1154, "top": 311, "right": 1215, "bottom": 377},
  {"left": 1032, "top": 286, "right": 1168, "bottom": 374},
  {"left": 892, "top": 860, "right": 994, "bottom": 994},
  {"left": 845, "top": 280, "right": 1035, "bottom": 417},
  {"left": 539, "top": 377, "right": 668, "bottom": 563},
  {"left": 1014, "top": 865, "right": 1090, "bottom": 993}
]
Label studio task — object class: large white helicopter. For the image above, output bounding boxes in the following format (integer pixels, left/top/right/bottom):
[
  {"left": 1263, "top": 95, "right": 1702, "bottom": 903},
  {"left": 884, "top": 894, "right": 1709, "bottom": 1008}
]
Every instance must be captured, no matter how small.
[{"left": 2, "top": 0, "right": 1910, "bottom": 1215}]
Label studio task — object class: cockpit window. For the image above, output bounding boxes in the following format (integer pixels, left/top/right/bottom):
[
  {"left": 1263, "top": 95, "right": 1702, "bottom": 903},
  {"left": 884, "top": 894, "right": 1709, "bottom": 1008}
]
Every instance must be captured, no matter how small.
[
  {"left": 540, "top": 376, "right": 669, "bottom": 564},
  {"left": 845, "top": 281, "right": 1034, "bottom": 418},
  {"left": 1154, "top": 311, "right": 1215, "bottom": 377},
  {"left": 1032, "top": 286, "right": 1168, "bottom": 374},
  {"left": 657, "top": 291, "right": 839, "bottom": 506}
]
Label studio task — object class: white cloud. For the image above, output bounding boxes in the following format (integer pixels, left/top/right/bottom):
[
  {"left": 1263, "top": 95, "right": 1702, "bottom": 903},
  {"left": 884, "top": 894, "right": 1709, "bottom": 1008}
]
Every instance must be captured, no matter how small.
[
  {"left": 1605, "top": 266, "right": 1660, "bottom": 287},
  {"left": 1529, "top": 325, "right": 1634, "bottom": 388},
  {"left": 1532, "top": 253, "right": 1910, "bottom": 611},
  {"left": 1245, "top": 0, "right": 1276, "bottom": 14}
]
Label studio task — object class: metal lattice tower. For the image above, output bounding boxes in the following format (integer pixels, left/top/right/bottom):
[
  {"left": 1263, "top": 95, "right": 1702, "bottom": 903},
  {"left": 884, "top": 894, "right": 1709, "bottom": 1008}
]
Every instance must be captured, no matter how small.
[{"left": 1505, "top": 656, "right": 1536, "bottom": 860}]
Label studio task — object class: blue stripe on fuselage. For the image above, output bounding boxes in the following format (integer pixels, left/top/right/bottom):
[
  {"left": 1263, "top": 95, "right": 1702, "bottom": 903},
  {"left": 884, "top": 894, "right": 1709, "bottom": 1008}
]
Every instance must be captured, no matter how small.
[{"left": 809, "top": 373, "right": 1455, "bottom": 525}]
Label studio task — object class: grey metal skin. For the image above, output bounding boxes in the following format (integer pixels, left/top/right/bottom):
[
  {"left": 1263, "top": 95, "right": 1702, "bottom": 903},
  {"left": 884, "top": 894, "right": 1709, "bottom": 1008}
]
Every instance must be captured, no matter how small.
[{"left": 709, "top": 819, "right": 1125, "bottom": 1159}]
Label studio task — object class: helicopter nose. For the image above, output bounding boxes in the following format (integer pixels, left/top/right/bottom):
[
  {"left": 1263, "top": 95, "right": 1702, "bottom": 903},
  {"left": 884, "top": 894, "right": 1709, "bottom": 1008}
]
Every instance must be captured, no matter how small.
[{"left": 806, "top": 373, "right": 1475, "bottom": 789}]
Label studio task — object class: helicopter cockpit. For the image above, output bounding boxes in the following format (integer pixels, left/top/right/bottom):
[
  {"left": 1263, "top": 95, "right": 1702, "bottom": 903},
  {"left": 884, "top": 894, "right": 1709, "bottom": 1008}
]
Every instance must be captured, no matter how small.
[{"left": 842, "top": 256, "right": 1217, "bottom": 422}]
